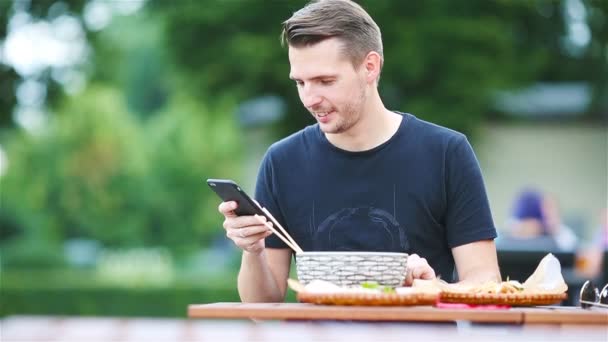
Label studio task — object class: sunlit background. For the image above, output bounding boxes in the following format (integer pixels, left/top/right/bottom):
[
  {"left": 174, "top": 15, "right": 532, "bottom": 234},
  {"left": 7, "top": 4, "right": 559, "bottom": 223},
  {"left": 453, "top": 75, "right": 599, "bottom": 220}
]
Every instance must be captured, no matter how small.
[{"left": 0, "top": 0, "right": 606, "bottom": 319}]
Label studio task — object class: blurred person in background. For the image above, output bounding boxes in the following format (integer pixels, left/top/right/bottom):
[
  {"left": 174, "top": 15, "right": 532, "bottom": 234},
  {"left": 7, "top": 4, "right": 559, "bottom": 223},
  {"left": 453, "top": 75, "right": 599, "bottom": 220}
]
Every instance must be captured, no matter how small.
[
  {"left": 217, "top": 0, "right": 500, "bottom": 303},
  {"left": 503, "top": 188, "right": 579, "bottom": 251},
  {"left": 574, "top": 208, "right": 607, "bottom": 281}
]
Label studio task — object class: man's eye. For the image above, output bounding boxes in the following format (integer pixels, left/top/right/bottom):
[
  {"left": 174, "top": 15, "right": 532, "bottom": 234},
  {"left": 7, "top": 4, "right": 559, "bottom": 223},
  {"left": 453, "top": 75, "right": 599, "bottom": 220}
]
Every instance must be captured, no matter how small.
[
  {"left": 320, "top": 80, "right": 335, "bottom": 85},
  {"left": 295, "top": 81, "right": 304, "bottom": 86}
]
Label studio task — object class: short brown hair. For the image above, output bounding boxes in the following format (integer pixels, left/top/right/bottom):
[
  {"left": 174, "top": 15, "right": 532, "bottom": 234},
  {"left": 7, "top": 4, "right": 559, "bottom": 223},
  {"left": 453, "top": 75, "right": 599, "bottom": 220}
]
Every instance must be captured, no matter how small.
[{"left": 281, "top": 0, "right": 383, "bottom": 69}]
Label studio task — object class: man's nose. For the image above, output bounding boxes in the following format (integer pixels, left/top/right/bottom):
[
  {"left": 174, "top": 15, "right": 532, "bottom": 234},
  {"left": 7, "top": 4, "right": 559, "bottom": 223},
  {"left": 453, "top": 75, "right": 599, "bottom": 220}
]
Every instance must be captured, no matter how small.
[{"left": 300, "top": 85, "right": 322, "bottom": 108}]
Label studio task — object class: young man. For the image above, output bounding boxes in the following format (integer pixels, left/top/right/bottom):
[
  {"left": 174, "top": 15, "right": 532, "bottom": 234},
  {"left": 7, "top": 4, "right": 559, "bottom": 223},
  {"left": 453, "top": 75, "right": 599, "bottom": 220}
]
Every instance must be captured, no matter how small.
[{"left": 219, "top": 0, "right": 501, "bottom": 302}]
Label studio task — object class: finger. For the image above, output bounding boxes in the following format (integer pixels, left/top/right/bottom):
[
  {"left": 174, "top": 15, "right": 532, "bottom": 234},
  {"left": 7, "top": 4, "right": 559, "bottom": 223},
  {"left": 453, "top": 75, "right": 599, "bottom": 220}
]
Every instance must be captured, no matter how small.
[
  {"left": 404, "top": 272, "right": 413, "bottom": 286},
  {"left": 233, "top": 225, "right": 272, "bottom": 239},
  {"left": 404, "top": 269, "right": 415, "bottom": 286},
  {"left": 242, "top": 230, "right": 273, "bottom": 242},
  {"left": 231, "top": 215, "right": 271, "bottom": 229},
  {"left": 218, "top": 201, "right": 238, "bottom": 217},
  {"left": 407, "top": 255, "right": 436, "bottom": 283},
  {"left": 403, "top": 254, "right": 422, "bottom": 286},
  {"left": 404, "top": 266, "right": 424, "bottom": 286},
  {"left": 223, "top": 214, "right": 271, "bottom": 231},
  {"left": 411, "top": 265, "right": 436, "bottom": 280},
  {"left": 408, "top": 254, "right": 421, "bottom": 262}
]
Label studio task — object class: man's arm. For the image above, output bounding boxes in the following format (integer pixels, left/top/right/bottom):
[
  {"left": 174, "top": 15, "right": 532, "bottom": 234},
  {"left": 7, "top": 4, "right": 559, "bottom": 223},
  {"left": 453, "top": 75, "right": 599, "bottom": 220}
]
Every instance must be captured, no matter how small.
[
  {"left": 238, "top": 248, "right": 292, "bottom": 302},
  {"left": 452, "top": 239, "right": 501, "bottom": 284}
]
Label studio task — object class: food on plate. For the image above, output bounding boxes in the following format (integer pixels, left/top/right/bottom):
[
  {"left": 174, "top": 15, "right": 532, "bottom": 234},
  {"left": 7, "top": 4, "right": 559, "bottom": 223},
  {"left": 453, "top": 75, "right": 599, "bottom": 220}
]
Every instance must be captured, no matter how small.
[
  {"left": 288, "top": 279, "right": 397, "bottom": 294},
  {"left": 288, "top": 253, "right": 567, "bottom": 308},
  {"left": 437, "top": 280, "right": 526, "bottom": 294},
  {"left": 288, "top": 278, "right": 440, "bottom": 306}
]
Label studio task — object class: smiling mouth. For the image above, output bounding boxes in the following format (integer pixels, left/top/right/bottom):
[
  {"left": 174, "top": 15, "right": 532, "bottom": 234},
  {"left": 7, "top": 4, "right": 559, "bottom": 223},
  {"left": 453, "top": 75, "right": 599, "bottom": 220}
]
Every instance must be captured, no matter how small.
[{"left": 315, "top": 110, "right": 333, "bottom": 118}]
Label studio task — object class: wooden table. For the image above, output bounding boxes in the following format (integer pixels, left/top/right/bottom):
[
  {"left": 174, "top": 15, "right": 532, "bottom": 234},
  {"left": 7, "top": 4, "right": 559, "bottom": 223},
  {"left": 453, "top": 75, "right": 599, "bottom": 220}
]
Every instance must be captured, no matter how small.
[{"left": 188, "top": 302, "right": 608, "bottom": 325}]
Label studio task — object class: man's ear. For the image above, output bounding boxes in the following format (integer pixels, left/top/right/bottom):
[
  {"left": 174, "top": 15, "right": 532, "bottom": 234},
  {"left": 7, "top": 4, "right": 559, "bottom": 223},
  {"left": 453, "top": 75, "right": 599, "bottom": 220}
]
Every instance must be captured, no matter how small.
[{"left": 363, "top": 51, "right": 382, "bottom": 84}]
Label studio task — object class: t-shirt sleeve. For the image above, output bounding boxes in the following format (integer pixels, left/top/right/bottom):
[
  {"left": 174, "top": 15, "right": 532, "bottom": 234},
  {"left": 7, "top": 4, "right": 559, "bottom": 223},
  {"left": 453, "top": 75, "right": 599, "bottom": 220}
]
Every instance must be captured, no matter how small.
[
  {"left": 445, "top": 135, "right": 497, "bottom": 248},
  {"left": 254, "top": 149, "right": 290, "bottom": 249}
]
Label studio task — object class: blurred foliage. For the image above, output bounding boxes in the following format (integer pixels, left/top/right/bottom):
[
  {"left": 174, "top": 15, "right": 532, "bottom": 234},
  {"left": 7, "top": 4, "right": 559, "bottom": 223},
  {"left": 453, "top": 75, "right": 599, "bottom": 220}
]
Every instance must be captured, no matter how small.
[
  {"left": 152, "top": 0, "right": 608, "bottom": 137},
  {"left": 1, "top": 4, "right": 245, "bottom": 267},
  {"left": 586, "top": 0, "right": 608, "bottom": 114},
  {"left": 0, "top": 0, "right": 87, "bottom": 129},
  {"left": 0, "top": 66, "right": 18, "bottom": 128},
  {"left": 0, "top": 269, "right": 241, "bottom": 317},
  {"left": 2, "top": 287, "right": 227, "bottom": 317},
  {"left": 88, "top": 9, "right": 171, "bottom": 119},
  {"left": 0, "top": 0, "right": 17, "bottom": 128},
  {"left": 0, "top": 85, "right": 242, "bottom": 264},
  {"left": 0, "top": 268, "right": 297, "bottom": 317},
  {"left": 1, "top": 0, "right": 606, "bottom": 132}
]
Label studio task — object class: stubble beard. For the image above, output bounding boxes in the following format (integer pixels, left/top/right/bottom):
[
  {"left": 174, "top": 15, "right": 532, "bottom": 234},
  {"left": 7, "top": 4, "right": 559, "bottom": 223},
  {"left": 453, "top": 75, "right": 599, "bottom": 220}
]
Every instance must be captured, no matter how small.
[{"left": 321, "top": 85, "right": 367, "bottom": 134}]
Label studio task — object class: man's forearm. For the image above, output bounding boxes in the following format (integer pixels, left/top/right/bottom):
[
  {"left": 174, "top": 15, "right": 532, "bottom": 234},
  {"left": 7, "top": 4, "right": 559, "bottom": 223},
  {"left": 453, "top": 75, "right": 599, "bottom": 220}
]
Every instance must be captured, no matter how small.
[
  {"left": 237, "top": 250, "right": 284, "bottom": 302},
  {"left": 453, "top": 240, "right": 502, "bottom": 285},
  {"left": 457, "top": 268, "right": 502, "bottom": 284}
]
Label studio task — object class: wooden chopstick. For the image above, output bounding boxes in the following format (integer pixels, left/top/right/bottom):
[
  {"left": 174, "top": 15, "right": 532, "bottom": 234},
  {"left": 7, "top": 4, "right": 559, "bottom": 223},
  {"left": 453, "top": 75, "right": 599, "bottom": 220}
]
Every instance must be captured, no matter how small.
[
  {"left": 262, "top": 208, "right": 304, "bottom": 253},
  {"left": 260, "top": 207, "right": 304, "bottom": 254},
  {"left": 254, "top": 214, "right": 302, "bottom": 253}
]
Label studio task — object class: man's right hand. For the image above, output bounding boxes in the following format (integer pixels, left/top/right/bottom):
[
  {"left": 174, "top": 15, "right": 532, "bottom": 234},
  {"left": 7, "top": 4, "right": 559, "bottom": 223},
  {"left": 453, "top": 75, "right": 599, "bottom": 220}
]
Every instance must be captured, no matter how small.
[{"left": 218, "top": 201, "right": 273, "bottom": 254}]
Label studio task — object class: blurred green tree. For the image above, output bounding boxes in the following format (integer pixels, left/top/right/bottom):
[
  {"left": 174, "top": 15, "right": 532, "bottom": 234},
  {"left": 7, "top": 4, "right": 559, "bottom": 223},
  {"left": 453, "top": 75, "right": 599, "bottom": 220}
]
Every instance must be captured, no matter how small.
[
  {"left": 1, "top": 0, "right": 606, "bottom": 131},
  {"left": 0, "top": 0, "right": 89, "bottom": 129},
  {"left": 0, "top": 1, "right": 19, "bottom": 129},
  {"left": 152, "top": 0, "right": 607, "bottom": 137},
  {"left": 88, "top": 10, "right": 171, "bottom": 119},
  {"left": 0, "top": 85, "right": 242, "bottom": 264}
]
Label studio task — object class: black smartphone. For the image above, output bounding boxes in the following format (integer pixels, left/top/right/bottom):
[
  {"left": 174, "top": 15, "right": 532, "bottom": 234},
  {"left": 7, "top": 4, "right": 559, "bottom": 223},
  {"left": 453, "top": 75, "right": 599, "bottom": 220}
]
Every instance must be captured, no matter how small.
[{"left": 206, "top": 178, "right": 268, "bottom": 218}]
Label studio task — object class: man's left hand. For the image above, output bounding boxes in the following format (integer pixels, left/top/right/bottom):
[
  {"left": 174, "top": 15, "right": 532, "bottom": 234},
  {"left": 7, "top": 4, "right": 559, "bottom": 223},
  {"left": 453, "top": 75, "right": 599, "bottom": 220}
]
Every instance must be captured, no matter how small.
[{"left": 403, "top": 253, "right": 436, "bottom": 286}]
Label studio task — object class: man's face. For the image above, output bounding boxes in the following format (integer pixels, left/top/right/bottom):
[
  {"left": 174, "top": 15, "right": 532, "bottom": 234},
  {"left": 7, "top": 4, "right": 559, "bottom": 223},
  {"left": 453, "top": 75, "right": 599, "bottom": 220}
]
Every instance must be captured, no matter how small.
[{"left": 288, "top": 38, "right": 369, "bottom": 134}]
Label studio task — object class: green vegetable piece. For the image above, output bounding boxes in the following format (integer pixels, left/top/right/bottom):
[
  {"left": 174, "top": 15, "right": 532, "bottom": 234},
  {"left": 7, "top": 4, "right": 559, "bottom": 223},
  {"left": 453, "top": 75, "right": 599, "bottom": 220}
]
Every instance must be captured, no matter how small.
[
  {"left": 361, "top": 281, "right": 380, "bottom": 289},
  {"left": 382, "top": 286, "right": 396, "bottom": 294}
]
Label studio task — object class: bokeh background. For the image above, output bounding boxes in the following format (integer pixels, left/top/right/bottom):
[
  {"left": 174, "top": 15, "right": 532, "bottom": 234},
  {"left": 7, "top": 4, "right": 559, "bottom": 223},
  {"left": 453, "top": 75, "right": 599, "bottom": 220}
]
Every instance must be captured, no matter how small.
[{"left": 0, "top": 0, "right": 606, "bottom": 317}]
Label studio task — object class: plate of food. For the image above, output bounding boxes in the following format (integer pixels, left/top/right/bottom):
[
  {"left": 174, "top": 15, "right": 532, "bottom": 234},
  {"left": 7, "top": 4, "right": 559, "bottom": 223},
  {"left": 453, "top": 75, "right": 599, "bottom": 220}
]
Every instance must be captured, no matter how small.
[
  {"left": 289, "top": 253, "right": 568, "bottom": 307},
  {"left": 437, "top": 253, "right": 569, "bottom": 306},
  {"left": 437, "top": 280, "right": 567, "bottom": 306},
  {"left": 288, "top": 279, "right": 439, "bottom": 306}
]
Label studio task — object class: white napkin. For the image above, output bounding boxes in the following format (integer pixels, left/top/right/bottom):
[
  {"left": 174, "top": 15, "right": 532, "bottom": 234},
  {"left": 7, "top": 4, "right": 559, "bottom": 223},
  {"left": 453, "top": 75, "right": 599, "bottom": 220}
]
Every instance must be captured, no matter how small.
[{"left": 522, "top": 253, "right": 568, "bottom": 293}]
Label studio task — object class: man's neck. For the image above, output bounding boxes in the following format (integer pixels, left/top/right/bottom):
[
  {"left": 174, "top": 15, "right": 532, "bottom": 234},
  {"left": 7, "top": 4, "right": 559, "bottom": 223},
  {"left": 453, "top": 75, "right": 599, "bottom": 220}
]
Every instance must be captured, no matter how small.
[{"left": 325, "top": 94, "right": 402, "bottom": 152}]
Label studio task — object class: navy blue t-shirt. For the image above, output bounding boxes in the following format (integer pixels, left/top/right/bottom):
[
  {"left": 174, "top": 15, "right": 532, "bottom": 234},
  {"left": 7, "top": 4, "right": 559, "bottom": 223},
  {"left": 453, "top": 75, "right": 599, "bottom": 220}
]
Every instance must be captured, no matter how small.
[{"left": 254, "top": 113, "right": 497, "bottom": 282}]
